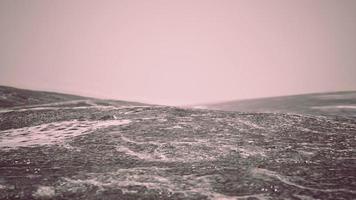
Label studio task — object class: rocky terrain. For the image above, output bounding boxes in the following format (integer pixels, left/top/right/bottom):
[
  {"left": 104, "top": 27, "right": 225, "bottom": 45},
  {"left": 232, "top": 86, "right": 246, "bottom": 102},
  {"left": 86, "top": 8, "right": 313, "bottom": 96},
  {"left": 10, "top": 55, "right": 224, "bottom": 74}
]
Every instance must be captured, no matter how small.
[{"left": 0, "top": 86, "right": 355, "bottom": 199}]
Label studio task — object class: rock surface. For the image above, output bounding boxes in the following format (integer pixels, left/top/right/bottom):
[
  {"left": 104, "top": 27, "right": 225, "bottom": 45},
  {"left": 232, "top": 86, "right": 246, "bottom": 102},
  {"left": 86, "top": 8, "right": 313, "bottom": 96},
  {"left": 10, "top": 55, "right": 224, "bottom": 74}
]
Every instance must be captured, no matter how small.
[{"left": 0, "top": 87, "right": 355, "bottom": 200}]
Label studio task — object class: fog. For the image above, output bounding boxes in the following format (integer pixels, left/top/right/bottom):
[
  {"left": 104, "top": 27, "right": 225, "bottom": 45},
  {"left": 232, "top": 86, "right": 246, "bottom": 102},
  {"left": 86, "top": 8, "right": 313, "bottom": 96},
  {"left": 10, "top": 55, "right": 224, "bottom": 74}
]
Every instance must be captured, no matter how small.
[{"left": 1, "top": 0, "right": 355, "bottom": 105}]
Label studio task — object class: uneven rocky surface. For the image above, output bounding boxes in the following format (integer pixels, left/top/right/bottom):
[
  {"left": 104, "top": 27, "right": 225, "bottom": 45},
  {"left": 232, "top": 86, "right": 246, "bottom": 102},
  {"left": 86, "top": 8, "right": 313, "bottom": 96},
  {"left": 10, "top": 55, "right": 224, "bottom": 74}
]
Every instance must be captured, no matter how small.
[{"left": 0, "top": 89, "right": 355, "bottom": 199}]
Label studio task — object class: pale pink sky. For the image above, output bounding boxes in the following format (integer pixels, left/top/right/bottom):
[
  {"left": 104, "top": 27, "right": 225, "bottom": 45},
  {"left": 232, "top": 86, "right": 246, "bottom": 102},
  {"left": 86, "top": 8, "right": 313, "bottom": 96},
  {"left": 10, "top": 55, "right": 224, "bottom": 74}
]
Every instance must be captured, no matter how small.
[{"left": 1, "top": 0, "right": 356, "bottom": 105}]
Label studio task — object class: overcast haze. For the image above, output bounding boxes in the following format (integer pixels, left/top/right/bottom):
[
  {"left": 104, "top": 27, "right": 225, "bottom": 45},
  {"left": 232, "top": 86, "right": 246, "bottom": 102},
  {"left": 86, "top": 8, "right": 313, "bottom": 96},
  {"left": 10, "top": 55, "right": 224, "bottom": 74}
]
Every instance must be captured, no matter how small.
[{"left": 1, "top": 0, "right": 356, "bottom": 105}]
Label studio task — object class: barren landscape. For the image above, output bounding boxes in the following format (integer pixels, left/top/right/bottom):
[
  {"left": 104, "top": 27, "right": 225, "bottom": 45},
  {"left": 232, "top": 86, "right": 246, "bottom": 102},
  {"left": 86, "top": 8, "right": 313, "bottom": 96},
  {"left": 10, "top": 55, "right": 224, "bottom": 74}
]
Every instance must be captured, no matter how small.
[{"left": 0, "top": 86, "right": 355, "bottom": 200}]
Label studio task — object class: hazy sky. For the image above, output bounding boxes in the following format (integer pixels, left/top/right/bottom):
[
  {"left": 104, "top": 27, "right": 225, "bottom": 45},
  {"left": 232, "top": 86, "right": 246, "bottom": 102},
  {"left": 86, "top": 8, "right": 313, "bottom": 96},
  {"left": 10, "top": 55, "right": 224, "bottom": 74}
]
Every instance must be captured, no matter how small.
[{"left": 1, "top": 0, "right": 356, "bottom": 105}]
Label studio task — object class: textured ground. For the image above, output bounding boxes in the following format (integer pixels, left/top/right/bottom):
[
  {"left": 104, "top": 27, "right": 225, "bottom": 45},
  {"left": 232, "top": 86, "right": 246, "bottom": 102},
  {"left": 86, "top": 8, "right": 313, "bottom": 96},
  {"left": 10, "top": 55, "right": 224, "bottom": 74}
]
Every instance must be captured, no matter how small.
[{"left": 0, "top": 98, "right": 355, "bottom": 200}]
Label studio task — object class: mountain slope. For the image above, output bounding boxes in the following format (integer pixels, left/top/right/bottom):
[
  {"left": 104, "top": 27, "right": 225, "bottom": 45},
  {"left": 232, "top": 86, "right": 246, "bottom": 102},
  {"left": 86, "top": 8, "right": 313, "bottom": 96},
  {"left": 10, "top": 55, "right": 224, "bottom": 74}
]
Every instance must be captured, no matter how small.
[
  {"left": 199, "top": 91, "right": 356, "bottom": 117},
  {"left": 0, "top": 85, "right": 148, "bottom": 109}
]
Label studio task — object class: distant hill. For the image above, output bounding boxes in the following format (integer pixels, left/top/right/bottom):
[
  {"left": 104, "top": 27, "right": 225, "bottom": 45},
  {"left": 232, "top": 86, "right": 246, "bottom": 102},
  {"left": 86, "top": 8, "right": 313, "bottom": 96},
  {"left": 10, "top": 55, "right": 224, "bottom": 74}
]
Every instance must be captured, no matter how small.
[
  {"left": 0, "top": 85, "right": 148, "bottom": 108},
  {"left": 198, "top": 91, "right": 356, "bottom": 117}
]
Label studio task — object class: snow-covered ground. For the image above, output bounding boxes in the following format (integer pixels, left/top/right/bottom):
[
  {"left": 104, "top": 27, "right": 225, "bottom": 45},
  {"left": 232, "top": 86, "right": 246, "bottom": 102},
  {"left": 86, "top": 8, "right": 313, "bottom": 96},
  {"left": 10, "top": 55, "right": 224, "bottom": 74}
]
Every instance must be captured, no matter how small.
[
  {"left": 0, "top": 119, "right": 131, "bottom": 149},
  {"left": 0, "top": 87, "right": 355, "bottom": 200}
]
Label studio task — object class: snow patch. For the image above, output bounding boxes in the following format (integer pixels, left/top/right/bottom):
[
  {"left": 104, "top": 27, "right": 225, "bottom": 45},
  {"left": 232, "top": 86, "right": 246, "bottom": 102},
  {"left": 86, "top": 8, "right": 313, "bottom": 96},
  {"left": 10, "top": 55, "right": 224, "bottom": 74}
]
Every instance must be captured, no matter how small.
[
  {"left": 236, "top": 119, "right": 263, "bottom": 129},
  {"left": 0, "top": 119, "right": 131, "bottom": 149},
  {"left": 33, "top": 186, "right": 55, "bottom": 199},
  {"left": 312, "top": 105, "right": 356, "bottom": 110},
  {"left": 192, "top": 106, "right": 208, "bottom": 109}
]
